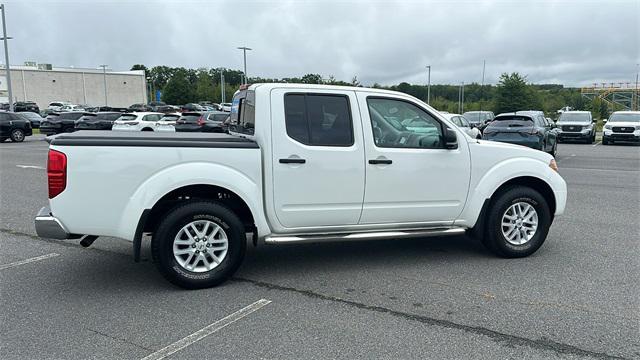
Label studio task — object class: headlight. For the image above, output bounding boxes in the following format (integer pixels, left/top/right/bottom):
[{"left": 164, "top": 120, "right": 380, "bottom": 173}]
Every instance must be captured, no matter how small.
[{"left": 604, "top": 124, "right": 612, "bottom": 130}]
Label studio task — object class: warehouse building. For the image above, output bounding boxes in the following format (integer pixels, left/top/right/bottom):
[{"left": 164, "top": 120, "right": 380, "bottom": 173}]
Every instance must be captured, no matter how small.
[{"left": 0, "top": 62, "right": 148, "bottom": 108}]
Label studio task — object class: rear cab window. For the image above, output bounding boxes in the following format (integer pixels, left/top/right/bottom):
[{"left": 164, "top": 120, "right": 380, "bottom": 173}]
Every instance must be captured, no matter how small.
[{"left": 284, "top": 93, "right": 354, "bottom": 146}]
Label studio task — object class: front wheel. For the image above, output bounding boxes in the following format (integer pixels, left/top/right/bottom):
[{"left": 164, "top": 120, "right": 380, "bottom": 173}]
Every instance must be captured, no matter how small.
[
  {"left": 151, "top": 201, "right": 246, "bottom": 289},
  {"left": 481, "top": 186, "right": 551, "bottom": 258}
]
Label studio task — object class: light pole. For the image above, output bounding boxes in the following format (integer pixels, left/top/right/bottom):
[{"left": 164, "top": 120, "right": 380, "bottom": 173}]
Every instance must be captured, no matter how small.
[
  {"left": 237, "top": 47, "right": 252, "bottom": 84},
  {"left": 99, "top": 64, "right": 108, "bottom": 106},
  {"left": 426, "top": 65, "right": 431, "bottom": 104},
  {"left": 1, "top": 4, "right": 13, "bottom": 112}
]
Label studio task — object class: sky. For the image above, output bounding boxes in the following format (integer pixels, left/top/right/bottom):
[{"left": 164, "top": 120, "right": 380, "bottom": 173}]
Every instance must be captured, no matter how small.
[{"left": 5, "top": 0, "right": 640, "bottom": 87}]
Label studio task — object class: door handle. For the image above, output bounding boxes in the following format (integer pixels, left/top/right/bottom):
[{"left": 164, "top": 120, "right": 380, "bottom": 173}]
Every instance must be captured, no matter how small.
[
  {"left": 279, "top": 158, "right": 306, "bottom": 164},
  {"left": 369, "top": 159, "right": 392, "bottom": 165}
]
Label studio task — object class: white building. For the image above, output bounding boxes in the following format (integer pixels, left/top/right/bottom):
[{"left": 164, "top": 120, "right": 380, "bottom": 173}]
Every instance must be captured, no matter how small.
[{"left": 0, "top": 62, "right": 148, "bottom": 108}]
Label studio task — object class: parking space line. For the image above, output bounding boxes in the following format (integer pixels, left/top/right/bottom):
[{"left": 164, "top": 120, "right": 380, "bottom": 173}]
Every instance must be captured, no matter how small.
[
  {"left": 16, "top": 165, "right": 45, "bottom": 170},
  {"left": 592, "top": 142, "right": 600, "bottom": 147},
  {"left": 0, "top": 253, "right": 60, "bottom": 270},
  {"left": 140, "top": 298, "right": 272, "bottom": 360}
]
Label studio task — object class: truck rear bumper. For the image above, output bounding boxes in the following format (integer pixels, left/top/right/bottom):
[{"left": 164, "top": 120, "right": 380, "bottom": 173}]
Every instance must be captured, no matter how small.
[{"left": 35, "top": 206, "right": 72, "bottom": 239}]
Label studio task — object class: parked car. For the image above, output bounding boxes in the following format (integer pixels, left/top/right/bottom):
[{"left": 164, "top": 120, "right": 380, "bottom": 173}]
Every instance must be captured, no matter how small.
[
  {"left": 111, "top": 112, "right": 164, "bottom": 132},
  {"left": 175, "top": 111, "right": 228, "bottom": 133},
  {"left": 483, "top": 111, "right": 558, "bottom": 156},
  {"left": 463, "top": 111, "right": 495, "bottom": 127},
  {"left": 181, "top": 103, "right": 205, "bottom": 112},
  {"left": 148, "top": 101, "right": 167, "bottom": 111},
  {"left": 441, "top": 112, "right": 481, "bottom": 139},
  {"left": 155, "top": 114, "right": 181, "bottom": 132},
  {"left": 556, "top": 111, "right": 596, "bottom": 143},
  {"left": 0, "top": 111, "right": 33, "bottom": 142},
  {"left": 602, "top": 111, "right": 640, "bottom": 145},
  {"left": 220, "top": 102, "right": 232, "bottom": 112},
  {"left": 17, "top": 111, "right": 44, "bottom": 128},
  {"left": 47, "top": 101, "right": 70, "bottom": 113},
  {"left": 128, "top": 103, "right": 153, "bottom": 112},
  {"left": 33, "top": 83, "right": 567, "bottom": 289},
  {"left": 40, "top": 112, "right": 85, "bottom": 135},
  {"left": 74, "top": 112, "right": 123, "bottom": 130},
  {"left": 12, "top": 101, "right": 40, "bottom": 113},
  {"left": 59, "top": 104, "right": 85, "bottom": 113}
]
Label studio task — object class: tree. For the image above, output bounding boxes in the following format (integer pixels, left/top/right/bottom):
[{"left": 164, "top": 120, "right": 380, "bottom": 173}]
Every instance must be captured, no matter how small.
[
  {"left": 161, "top": 69, "right": 194, "bottom": 105},
  {"left": 301, "top": 73, "right": 323, "bottom": 84},
  {"left": 194, "top": 70, "right": 215, "bottom": 102},
  {"left": 130, "top": 64, "right": 148, "bottom": 72},
  {"left": 494, "top": 72, "right": 531, "bottom": 114}
]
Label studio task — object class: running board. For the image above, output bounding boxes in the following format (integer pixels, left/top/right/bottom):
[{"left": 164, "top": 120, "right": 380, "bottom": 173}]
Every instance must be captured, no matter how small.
[{"left": 264, "top": 227, "right": 465, "bottom": 244}]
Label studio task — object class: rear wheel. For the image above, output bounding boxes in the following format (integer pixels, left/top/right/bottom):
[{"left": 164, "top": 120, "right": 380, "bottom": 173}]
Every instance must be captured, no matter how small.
[
  {"left": 481, "top": 186, "right": 551, "bottom": 258},
  {"left": 151, "top": 201, "right": 246, "bottom": 289},
  {"left": 10, "top": 129, "right": 25, "bottom": 142}
]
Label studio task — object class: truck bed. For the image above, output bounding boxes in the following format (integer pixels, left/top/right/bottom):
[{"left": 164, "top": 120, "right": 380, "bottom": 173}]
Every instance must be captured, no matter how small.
[{"left": 47, "top": 131, "right": 258, "bottom": 148}]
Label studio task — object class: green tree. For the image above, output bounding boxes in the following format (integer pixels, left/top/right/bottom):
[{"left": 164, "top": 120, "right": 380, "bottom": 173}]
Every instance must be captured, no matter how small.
[
  {"left": 161, "top": 69, "right": 195, "bottom": 105},
  {"left": 495, "top": 72, "right": 531, "bottom": 113},
  {"left": 301, "top": 74, "right": 323, "bottom": 84},
  {"left": 130, "top": 64, "right": 148, "bottom": 72},
  {"left": 194, "top": 70, "right": 215, "bottom": 102}
]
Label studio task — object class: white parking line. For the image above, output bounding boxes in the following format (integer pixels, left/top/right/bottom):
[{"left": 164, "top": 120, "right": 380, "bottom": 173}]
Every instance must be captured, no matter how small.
[
  {"left": 592, "top": 141, "right": 600, "bottom": 147},
  {"left": 16, "top": 165, "right": 45, "bottom": 170},
  {"left": 141, "top": 298, "right": 272, "bottom": 360},
  {"left": 0, "top": 253, "right": 60, "bottom": 270}
]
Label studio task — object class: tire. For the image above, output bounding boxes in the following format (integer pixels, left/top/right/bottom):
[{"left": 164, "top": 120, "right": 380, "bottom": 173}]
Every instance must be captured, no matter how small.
[
  {"left": 590, "top": 132, "right": 596, "bottom": 144},
  {"left": 10, "top": 129, "right": 25, "bottom": 142},
  {"left": 481, "top": 186, "right": 551, "bottom": 258},
  {"left": 602, "top": 137, "right": 609, "bottom": 145},
  {"left": 151, "top": 201, "right": 246, "bottom": 289}
]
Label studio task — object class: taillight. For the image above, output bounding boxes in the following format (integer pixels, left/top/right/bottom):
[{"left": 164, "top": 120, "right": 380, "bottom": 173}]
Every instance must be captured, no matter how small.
[
  {"left": 197, "top": 117, "right": 206, "bottom": 126},
  {"left": 48, "top": 150, "right": 67, "bottom": 199}
]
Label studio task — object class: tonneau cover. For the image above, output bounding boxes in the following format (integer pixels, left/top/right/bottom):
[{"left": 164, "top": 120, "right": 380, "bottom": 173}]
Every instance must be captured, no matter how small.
[{"left": 47, "top": 130, "right": 258, "bottom": 148}]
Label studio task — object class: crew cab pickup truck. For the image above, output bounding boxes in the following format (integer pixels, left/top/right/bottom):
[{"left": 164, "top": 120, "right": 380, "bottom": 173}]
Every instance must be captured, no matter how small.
[{"left": 35, "top": 84, "right": 567, "bottom": 289}]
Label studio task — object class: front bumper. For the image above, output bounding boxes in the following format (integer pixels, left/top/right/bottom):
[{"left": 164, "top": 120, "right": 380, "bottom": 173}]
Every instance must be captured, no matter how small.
[
  {"left": 603, "top": 132, "right": 640, "bottom": 142},
  {"left": 558, "top": 131, "right": 591, "bottom": 140},
  {"left": 35, "top": 206, "right": 72, "bottom": 239}
]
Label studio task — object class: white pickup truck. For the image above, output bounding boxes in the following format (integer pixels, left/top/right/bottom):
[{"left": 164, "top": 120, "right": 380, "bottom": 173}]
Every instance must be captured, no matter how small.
[{"left": 35, "top": 84, "right": 567, "bottom": 289}]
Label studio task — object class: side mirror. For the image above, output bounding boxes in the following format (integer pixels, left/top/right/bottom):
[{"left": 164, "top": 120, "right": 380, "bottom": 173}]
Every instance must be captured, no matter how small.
[
  {"left": 603, "top": 119, "right": 608, "bottom": 123},
  {"left": 444, "top": 128, "right": 458, "bottom": 149},
  {"left": 592, "top": 118, "right": 597, "bottom": 123}
]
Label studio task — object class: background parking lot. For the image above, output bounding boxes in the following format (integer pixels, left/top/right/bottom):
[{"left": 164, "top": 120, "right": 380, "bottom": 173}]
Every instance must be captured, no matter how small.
[{"left": 1, "top": 136, "right": 639, "bottom": 359}]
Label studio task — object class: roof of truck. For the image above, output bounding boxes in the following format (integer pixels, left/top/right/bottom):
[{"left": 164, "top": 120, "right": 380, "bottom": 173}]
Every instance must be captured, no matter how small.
[{"left": 247, "top": 83, "right": 409, "bottom": 97}]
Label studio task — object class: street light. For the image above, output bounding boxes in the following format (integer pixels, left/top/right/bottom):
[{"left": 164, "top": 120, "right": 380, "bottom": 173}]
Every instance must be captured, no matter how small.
[
  {"left": 426, "top": 65, "right": 431, "bottom": 105},
  {"left": 237, "top": 47, "right": 252, "bottom": 84},
  {"left": 1, "top": 4, "right": 14, "bottom": 112},
  {"left": 99, "top": 64, "right": 108, "bottom": 106}
]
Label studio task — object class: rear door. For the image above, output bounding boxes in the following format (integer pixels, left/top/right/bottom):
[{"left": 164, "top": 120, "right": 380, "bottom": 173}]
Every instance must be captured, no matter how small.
[{"left": 270, "top": 88, "right": 365, "bottom": 228}]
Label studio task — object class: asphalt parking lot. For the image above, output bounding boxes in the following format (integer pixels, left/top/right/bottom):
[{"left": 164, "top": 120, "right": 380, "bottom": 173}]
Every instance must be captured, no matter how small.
[{"left": 1, "top": 135, "right": 638, "bottom": 360}]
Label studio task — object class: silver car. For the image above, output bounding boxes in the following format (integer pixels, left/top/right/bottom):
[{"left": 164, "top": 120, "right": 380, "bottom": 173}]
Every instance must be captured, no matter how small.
[{"left": 441, "top": 112, "right": 481, "bottom": 139}]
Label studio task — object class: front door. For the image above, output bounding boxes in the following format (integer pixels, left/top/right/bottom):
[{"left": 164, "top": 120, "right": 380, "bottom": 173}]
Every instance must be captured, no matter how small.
[
  {"left": 270, "top": 89, "right": 365, "bottom": 229},
  {"left": 357, "top": 93, "right": 471, "bottom": 225}
]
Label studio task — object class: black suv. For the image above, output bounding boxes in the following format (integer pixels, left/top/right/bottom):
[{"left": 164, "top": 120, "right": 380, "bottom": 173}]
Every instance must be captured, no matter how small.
[
  {"left": 482, "top": 111, "right": 558, "bottom": 156},
  {"left": 0, "top": 111, "right": 33, "bottom": 142},
  {"left": 40, "top": 112, "right": 85, "bottom": 135},
  {"left": 74, "top": 112, "right": 122, "bottom": 130}
]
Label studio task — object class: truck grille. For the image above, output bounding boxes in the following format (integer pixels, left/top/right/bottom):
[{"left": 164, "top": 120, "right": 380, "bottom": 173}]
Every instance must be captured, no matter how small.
[
  {"left": 612, "top": 127, "right": 634, "bottom": 133},
  {"left": 562, "top": 125, "right": 581, "bottom": 132}
]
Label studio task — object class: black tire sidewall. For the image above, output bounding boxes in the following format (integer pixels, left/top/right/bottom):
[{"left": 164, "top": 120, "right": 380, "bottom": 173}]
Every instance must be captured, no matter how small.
[
  {"left": 486, "top": 187, "right": 551, "bottom": 258},
  {"left": 153, "top": 202, "right": 246, "bottom": 289}
]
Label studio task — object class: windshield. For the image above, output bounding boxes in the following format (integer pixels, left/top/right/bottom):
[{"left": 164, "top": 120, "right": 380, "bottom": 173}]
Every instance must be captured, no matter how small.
[
  {"left": 609, "top": 113, "right": 640, "bottom": 123},
  {"left": 178, "top": 114, "right": 201, "bottom": 123},
  {"left": 18, "top": 112, "right": 41, "bottom": 119},
  {"left": 211, "top": 114, "right": 228, "bottom": 122},
  {"left": 117, "top": 114, "right": 138, "bottom": 121},
  {"left": 559, "top": 113, "right": 590, "bottom": 123}
]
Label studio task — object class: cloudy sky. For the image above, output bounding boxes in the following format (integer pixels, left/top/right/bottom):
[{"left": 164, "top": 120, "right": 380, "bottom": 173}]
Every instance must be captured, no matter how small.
[{"left": 5, "top": 0, "right": 640, "bottom": 86}]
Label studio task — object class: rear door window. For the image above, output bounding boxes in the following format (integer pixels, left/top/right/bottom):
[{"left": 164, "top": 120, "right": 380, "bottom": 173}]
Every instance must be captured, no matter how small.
[{"left": 283, "top": 93, "right": 353, "bottom": 146}]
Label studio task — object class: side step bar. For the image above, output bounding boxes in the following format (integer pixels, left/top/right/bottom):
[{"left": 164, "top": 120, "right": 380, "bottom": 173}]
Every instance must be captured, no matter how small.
[{"left": 264, "top": 227, "right": 465, "bottom": 244}]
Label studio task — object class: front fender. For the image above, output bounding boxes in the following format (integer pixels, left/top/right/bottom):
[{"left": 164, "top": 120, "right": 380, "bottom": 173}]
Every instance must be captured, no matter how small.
[
  {"left": 455, "top": 157, "right": 566, "bottom": 228},
  {"left": 116, "top": 162, "right": 268, "bottom": 240}
]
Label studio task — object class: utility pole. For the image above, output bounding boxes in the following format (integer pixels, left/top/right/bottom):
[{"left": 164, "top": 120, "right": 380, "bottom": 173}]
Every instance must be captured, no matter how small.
[
  {"left": 479, "top": 60, "right": 486, "bottom": 113},
  {"left": 461, "top": 82, "right": 465, "bottom": 113},
  {"left": 220, "top": 72, "right": 225, "bottom": 103},
  {"left": 99, "top": 64, "right": 108, "bottom": 106},
  {"left": 457, "top": 83, "right": 462, "bottom": 113},
  {"left": 635, "top": 63, "right": 639, "bottom": 110},
  {"left": 237, "top": 47, "right": 252, "bottom": 84},
  {"left": 1, "top": 4, "right": 13, "bottom": 111},
  {"left": 426, "top": 65, "right": 431, "bottom": 104}
]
